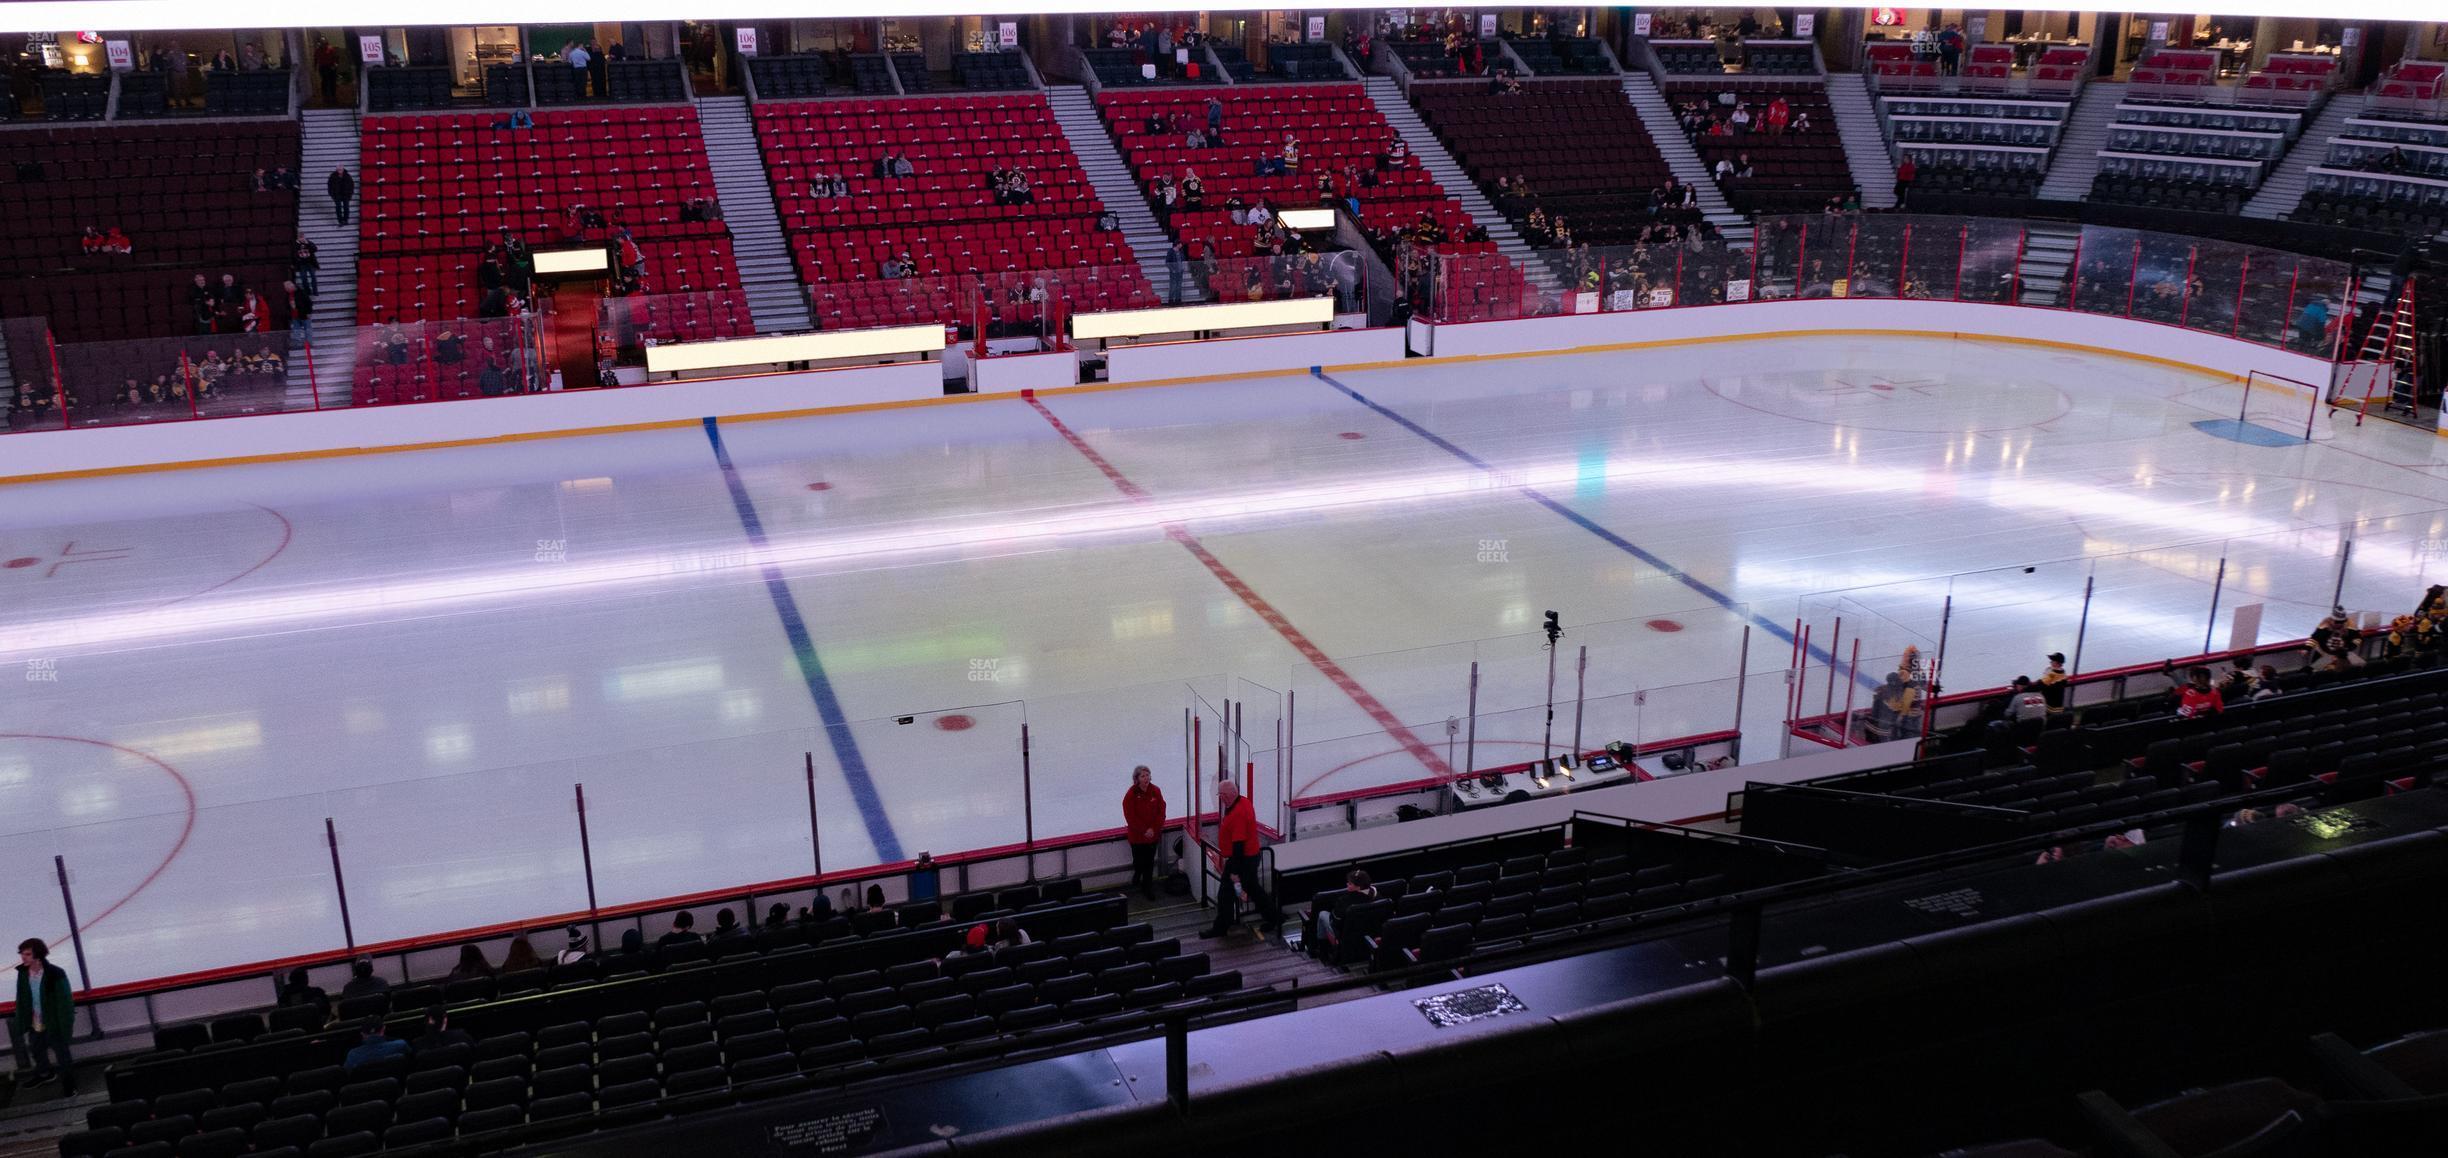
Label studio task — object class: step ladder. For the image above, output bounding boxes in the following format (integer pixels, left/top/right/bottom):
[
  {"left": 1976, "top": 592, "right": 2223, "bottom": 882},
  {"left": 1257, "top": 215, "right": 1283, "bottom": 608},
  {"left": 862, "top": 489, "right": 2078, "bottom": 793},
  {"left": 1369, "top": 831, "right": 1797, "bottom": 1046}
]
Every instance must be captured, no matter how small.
[{"left": 2334, "top": 277, "right": 2421, "bottom": 424}]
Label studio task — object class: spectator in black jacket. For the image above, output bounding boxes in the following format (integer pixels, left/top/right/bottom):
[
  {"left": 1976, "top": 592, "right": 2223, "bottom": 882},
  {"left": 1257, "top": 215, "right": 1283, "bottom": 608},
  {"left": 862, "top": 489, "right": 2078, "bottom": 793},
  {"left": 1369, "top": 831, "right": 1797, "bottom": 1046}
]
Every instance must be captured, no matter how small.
[{"left": 410, "top": 1006, "right": 473, "bottom": 1052}]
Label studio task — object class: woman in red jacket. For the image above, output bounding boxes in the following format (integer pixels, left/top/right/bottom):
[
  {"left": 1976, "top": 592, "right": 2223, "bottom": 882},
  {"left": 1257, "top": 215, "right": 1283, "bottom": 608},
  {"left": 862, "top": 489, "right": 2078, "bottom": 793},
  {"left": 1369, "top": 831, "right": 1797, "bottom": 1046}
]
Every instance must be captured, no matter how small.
[{"left": 1123, "top": 766, "right": 1166, "bottom": 900}]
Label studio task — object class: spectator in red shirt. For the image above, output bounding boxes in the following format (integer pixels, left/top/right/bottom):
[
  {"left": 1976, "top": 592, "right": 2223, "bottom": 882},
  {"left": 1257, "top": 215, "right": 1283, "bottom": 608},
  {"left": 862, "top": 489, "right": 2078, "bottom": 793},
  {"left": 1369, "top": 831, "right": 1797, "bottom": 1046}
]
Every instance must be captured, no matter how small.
[
  {"left": 1207, "top": 779, "right": 1279, "bottom": 937},
  {"left": 2173, "top": 666, "right": 2224, "bottom": 719},
  {"left": 1122, "top": 766, "right": 1166, "bottom": 900}
]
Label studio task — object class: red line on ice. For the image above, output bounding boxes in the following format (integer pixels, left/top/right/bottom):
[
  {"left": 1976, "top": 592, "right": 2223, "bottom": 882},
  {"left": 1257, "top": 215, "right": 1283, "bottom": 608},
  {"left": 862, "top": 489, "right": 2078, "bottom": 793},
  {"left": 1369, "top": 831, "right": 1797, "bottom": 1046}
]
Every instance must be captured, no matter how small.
[{"left": 1023, "top": 395, "right": 1455, "bottom": 784}]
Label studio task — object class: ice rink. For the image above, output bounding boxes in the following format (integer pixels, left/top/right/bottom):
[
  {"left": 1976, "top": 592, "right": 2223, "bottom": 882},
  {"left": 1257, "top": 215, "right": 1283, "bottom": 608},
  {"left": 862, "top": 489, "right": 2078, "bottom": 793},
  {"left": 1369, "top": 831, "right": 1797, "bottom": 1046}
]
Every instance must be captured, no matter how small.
[{"left": 8, "top": 331, "right": 2448, "bottom": 986}]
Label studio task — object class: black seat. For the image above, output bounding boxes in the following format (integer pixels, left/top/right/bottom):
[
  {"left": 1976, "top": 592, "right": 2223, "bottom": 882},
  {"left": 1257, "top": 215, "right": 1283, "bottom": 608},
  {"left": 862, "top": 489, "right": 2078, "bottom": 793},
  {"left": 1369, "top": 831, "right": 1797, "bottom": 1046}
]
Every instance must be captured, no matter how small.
[
  {"left": 197, "top": 1104, "right": 265, "bottom": 1135},
  {"left": 129, "top": 1116, "right": 197, "bottom": 1147},
  {"left": 457, "top": 1104, "right": 527, "bottom": 1133},
  {"left": 382, "top": 1118, "right": 452, "bottom": 1147},
  {"left": 175, "top": 1127, "right": 249, "bottom": 1158},
  {"left": 531, "top": 1064, "right": 593, "bottom": 1099},
  {"left": 463, "top": 1076, "right": 527, "bottom": 1112},
  {"left": 267, "top": 1092, "right": 334, "bottom": 1121},
  {"left": 306, "top": 1132, "right": 378, "bottom": 1158},
  {"left": 249, "top": 1115, "right": 321, "bottom": 1151},
  {"left": 391, "top": 1088, "right": 459, "bottom": 1124},
  {"left": 597, "top": 1079, "right": 660, "bottom": 1109},
  {"left": 321, "top": 1102, "right": 389, "bottom": 1138},
  {"left": 529, "top": 1092, "right": 594, "bottom": 1120}
]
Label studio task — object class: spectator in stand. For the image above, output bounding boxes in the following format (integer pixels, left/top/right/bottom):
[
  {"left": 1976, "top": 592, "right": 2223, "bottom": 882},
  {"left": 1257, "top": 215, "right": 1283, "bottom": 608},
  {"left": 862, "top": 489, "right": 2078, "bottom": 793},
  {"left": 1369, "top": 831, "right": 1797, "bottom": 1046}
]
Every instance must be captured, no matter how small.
[
  {"left": 1311, "top": 869, "right": 1378, "bottom": 958},
  {"left": 79, "top": 226, "right": 102, "bottom": 255},
  {"left": 1123, "top": 765, "right": 1167, "bottom": 900},
  {"left": 446, "top": 943, "right": 494, "bottom": 980},
  {"left": 1764, "top": 96, "right": 1791, "bottom": 135},
  {"left": 276, "top": 967, "right": 331, "bottom": 1024},
  {"left": 1893, "top": 156, "right": 1917, "bottom": 208},
  {"left": 239, "top": 288, "right": 267, "bottom": 333},
  {"left": 1180, "top": 170, "right": 1204, "bottom": 210},
  {"left": 616, "top": 228, "right": 647, "bottom": 281},
  {"left": 251, "top": 167, "right": 272, "bottom": 193},
  {"left": 411, "top": 1006, "right": 474, "bottom": 1052},
  {"left": 340, "top": 956, "right": 388, "bottom": 999},
  {"left": 2293, "top": 297, "right": 2332, "bottom": 353},
  {"left": 1207, "top": 778, "right": 1280, "bottom": 937},
  {"left": 1206, "top": 96, "right": 1224, "bottom": 142},
  {"left": 187, "top": 274, "right": 216, "bottom": 334},
  {"left": 328, "top": 166, "right": 354, "bottom": 226},
  {"left": 945, "top": 924, "right": 991, "bottom": 961},
  {"left": 862, "top": 885, "right": 888, "bottom": 914},
  {"left": 10, "top": 938, "right": 76, "bottom": 1096},
  {"left": 499, "top": 934, "right": 542, "bottom": 974},
  {"left": 709, "top": 908, "right": 747, "bottom": 942},
  {"left": 658, "top": 911, "right": 701, "bottom": 948},
  {"left": 2307, "top": 610, "right": 2362, "bottom": 670},
  {"left": 1730, "top": 104, "right": 1752, "bottom": 134},
  {"left": 270, "top": 164, "right": 296, "bottom": 191},
  {"left": 763, "top": 903, "right": 792, "bottom": 931},
  {"left": 2171, "top": 665, "right": 2224, "bottom": 719},
  {"left": 2037, "top": 652, "right": 2071, "bottom": 709},
  {"left": 565, "top": 39, "right": 592, "bottom": 96},
  {"left": 314, "top": 37, "right": 340, "bottom": 104},
  {"left": 343, "top": 1017, "right": 410, "bottom": 1072},
  {"left": 990, "top": 918, "right": 1032, "bottom": 950},
  {"left": 892, "top": 153, "right": 915, "bottom": 179},
  {"left": 555, "top": 926, "right": 589, "bottom": 966},
  {"left": 1938, "top": 24, "right": 1965, "bottom": 76},
  {"left": 1097, "top": 207, "right": 1121, "bottom": 233},
  {"left": 293, "top": 234, "right": 320, "bottom": 294}
]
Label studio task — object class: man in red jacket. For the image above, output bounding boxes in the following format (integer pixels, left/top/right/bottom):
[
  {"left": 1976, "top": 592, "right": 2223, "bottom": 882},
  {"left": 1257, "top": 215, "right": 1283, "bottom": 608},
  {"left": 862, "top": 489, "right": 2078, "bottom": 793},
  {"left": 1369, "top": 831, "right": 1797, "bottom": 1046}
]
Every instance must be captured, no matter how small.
[
  {"left": 1123, "top": 766, "right": 1166, "bottom": 900},
  {"left": 1208, "top": 779, "right": 1279, "bottom": 937}
]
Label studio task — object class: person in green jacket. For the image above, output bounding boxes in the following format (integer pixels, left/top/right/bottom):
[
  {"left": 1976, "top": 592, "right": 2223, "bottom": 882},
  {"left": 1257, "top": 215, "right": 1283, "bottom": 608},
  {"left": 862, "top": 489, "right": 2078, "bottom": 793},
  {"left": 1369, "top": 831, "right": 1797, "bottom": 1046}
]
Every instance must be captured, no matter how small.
[{"left": 9, "top": 938, "right": 75, "bottom": 1095}]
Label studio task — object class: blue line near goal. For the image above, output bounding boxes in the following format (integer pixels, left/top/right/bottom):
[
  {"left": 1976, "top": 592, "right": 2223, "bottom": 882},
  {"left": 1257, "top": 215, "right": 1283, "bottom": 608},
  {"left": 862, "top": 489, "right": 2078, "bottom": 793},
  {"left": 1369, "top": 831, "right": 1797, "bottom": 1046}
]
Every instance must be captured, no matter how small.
[
  {"left": 702, "top": 416, "right": 904, "bottom": 863},
  {"left": 1310, "top": 370, "right": 1880, "bottom": 692},
  {"left": 2191, "top": 419, "right": 2306, "bottom": 447}
]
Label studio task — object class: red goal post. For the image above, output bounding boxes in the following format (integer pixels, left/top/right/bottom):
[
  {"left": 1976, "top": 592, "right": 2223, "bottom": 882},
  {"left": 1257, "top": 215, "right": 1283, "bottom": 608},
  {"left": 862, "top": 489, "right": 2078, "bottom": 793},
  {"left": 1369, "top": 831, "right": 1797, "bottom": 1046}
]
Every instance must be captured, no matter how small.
[{"left": 2241, "top": 369, "right": 2330, "bottom": 442}]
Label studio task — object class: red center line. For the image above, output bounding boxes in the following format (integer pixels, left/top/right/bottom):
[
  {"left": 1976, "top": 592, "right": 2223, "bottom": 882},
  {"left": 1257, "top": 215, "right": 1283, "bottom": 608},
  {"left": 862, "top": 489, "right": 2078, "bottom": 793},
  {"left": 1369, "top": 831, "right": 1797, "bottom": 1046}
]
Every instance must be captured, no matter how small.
[{"left": 1022, "top": 394, "right": 1456, "bottom": 784}]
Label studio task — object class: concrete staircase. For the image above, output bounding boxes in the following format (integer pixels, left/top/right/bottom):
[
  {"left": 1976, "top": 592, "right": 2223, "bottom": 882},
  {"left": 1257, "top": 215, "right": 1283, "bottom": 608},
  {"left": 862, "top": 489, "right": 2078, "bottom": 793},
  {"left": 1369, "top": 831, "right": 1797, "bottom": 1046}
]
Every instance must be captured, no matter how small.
[
  {"left": 1360, "top": 75, "right": 1552, "bottom": 289},
  {"left": 2243, "top": 93, "right": 2366, "bottom": 220},
  {"left": 290, "top": 106, "right": 361, "bottom": 409},
  {"left": 1825, "top": 73, "right": 1897, "bottom": 209},
  {"left": 1047, "top": 85, "right": 1200, "bottom": 303},
  {"left": 2017, "top": 221, "right": 2081, "bottom": 307},
  {"left": 2034, "top": 82, "right": 2126, "bottom": 201},
  {"left": 695, "top": 95, "right": 812, "bottom": 333},
  {"left": 1619, "top": 74, "right": 1751, "bottom": 246}
]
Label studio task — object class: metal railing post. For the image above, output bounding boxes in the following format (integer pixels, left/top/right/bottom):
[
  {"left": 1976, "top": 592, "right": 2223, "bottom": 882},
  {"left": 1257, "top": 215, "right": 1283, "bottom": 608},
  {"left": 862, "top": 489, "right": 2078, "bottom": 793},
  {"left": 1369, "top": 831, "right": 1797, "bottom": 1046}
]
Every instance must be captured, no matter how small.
[
  {"left": 325, "top": 817, "right": 356, "bottom": 951},
  {"left": 805, "top": 752, "right": 824, "bottom": 883},
  {"left": 575, "top": 783, "right": 601, "bottom": 940}
]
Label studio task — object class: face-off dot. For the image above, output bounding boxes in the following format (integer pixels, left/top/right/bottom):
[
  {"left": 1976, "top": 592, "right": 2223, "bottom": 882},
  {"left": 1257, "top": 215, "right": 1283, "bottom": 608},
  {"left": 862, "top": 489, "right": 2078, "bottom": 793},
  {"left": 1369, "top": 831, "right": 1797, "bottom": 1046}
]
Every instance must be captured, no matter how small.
[
  {"left": 1645, "top": 619, "right": 1685, "bottom": 633},
  {"left": 934, "top": 714, "right": 975, "bottom": 731},
  {"left": 4, "top": 557, "right": 37, "bottom": 569}
]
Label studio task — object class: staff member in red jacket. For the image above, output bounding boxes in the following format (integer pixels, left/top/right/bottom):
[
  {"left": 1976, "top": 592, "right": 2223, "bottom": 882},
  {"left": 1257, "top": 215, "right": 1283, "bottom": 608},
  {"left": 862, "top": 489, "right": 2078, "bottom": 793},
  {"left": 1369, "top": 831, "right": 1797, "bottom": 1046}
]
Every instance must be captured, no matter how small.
[
  {"left": 1207, "top": 779, "right": 1280, "bottom": 937},
  {"left": 1123, "top": 766, "right": 1166, "bottom": 900}
]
